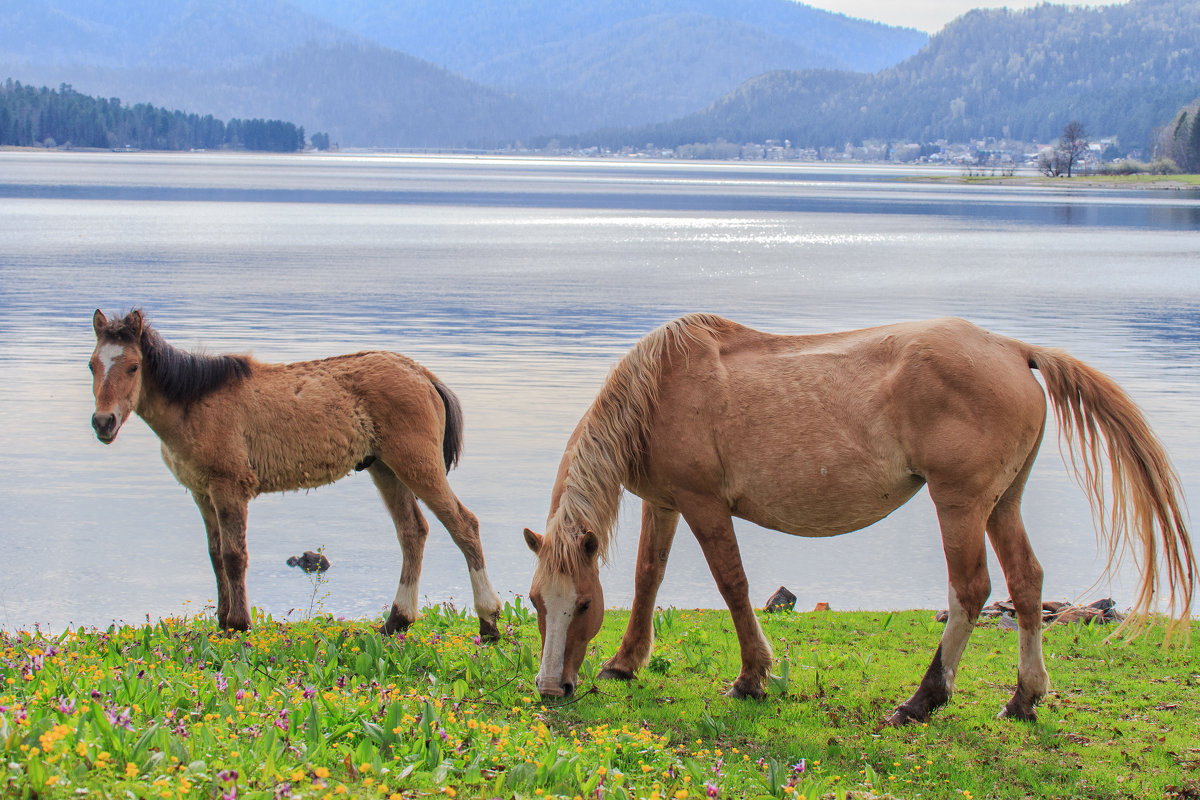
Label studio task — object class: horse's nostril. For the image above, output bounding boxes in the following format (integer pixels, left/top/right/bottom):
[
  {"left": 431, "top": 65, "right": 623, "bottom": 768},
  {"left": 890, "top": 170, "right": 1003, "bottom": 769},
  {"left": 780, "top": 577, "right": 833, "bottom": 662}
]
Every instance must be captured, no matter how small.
[
  {"left": 92, "top": 413, "right": 115, "bottom": 432},
  {"left": 561, "top": 682, "right": 575, "bottom": 697}
]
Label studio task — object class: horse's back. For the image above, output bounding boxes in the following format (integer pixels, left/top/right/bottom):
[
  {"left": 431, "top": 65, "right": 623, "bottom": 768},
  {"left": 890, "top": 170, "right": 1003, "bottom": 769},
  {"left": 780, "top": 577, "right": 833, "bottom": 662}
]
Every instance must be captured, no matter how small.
[{"left": 635, "top": 316, "right": 1047, "bottom": 536}]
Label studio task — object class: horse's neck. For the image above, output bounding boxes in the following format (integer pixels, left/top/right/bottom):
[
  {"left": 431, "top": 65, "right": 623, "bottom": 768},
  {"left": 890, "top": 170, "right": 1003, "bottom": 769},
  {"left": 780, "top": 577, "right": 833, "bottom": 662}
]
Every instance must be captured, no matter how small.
[{"left": 547, "top": 423, "right": 626, "bottom": 555}]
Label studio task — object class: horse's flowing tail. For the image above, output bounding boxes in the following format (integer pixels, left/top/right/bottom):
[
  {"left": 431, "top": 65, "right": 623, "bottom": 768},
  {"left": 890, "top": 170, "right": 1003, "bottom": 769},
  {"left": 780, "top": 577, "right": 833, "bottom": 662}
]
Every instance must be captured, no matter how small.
[
  {"left": 433, "top": 381, "right": 464, "bottom": 472},
  {"left": 1027, "top": 346, "right": 1195, "bottom": 634}
]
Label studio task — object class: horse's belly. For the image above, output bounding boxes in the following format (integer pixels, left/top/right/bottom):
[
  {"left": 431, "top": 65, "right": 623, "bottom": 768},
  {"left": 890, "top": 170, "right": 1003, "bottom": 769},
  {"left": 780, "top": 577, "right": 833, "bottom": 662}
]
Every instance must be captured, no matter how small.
[{"left": 731, "top": 471, "right": 925, "bottom": 538}]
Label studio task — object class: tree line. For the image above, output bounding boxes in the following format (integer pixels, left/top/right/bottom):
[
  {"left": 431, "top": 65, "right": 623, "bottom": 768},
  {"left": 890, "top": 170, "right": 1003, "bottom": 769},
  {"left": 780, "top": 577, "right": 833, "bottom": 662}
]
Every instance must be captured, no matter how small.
[
  {"left": 0, "top": 80, "right": 309, "bottom": 152},
  {"left": 1154, "top": 99, "right": 1200, "bottom": 171}
]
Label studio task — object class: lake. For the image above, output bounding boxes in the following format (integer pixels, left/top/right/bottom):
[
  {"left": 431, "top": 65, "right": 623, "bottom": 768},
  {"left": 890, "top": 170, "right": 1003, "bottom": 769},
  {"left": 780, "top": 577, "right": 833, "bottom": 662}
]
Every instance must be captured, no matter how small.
[{"left": 1, "top": 150, "right": 1197, "bottom": 632}]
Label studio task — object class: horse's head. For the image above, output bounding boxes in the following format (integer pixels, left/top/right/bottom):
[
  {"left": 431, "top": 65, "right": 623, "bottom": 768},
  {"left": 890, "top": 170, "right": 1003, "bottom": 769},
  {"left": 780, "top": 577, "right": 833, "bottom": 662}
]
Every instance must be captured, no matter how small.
[
  {"left": 89, "top": 309, "right": 145, "bottom": 444},
  {"left": 524, "top": 526, "right": 604, "bottom": 698}
]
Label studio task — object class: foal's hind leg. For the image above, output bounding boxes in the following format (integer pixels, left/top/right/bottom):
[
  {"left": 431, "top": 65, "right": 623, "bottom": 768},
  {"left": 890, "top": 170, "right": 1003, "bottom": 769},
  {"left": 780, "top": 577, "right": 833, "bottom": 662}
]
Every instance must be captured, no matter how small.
[
  {"left": 600, "top": 502, "right": 680, "bottom": 681},
  {"left": 986, "top": 452, "right": 1050, "bottom": 721},
  {"left": 192, "top": 491, "right": 230, "bottom": 627},
  {"left": 390, "top": 459, "right": 504, "bottom": 641},
  {"left": 886, "top": 502, "right": 991, "bottom": 726},
  {"left": 369, "top": 462, "right": 431, "bottom": 635}
]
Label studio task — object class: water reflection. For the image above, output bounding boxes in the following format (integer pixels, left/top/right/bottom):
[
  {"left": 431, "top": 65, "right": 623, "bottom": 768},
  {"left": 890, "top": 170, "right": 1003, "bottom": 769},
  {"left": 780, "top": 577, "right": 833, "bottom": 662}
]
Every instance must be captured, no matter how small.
[{"left": 1, "top": 152, "right": 1197, "bottom": 631}]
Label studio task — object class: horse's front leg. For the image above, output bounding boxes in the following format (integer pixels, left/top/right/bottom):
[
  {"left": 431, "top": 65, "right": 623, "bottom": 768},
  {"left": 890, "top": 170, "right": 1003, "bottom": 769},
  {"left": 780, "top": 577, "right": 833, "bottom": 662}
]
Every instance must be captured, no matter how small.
[
  {"left": 210, "top": 482, "right": 254, "bottom": 632},
  {"left": 192, "top": 492, "right": 230, "bottom": 627},
  {"left": 600, "top": 502, "right": 679, "bottom": 681},
  {"left": 680, "top": 499, "right": 772, "bottom": 699}
]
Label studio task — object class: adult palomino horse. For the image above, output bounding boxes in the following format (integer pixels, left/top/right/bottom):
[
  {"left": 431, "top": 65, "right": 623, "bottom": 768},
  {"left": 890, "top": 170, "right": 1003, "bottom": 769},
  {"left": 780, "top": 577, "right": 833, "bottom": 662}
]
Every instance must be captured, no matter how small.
[
  {"left": 524, "top": 313, "right": 1194, "bottom": 724},
  {"left": 90, "top": 309, "right": 503, "bottom": 638}
]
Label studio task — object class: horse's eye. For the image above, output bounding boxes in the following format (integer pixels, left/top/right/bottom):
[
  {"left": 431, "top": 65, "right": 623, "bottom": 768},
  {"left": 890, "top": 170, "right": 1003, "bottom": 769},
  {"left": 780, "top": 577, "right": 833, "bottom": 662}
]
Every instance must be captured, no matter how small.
[
  {"left": 88, "top": 362, "right": 96, "bottom": 373},
  {"left": 127, "top": 364, "right": 139, "bottom": 374},
  {"left": 578, "top": 600, "right": 591, "bottom": 613}
]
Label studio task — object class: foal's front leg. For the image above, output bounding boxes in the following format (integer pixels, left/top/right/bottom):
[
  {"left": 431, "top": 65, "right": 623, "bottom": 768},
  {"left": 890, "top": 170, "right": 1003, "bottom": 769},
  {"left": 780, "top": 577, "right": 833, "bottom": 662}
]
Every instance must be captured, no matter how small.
[
  {"left": 192, "top": 492, "right": 230, "bottom": 627},
  {"left": 209, "top": 483, "right": 253, "bottom": 632}
]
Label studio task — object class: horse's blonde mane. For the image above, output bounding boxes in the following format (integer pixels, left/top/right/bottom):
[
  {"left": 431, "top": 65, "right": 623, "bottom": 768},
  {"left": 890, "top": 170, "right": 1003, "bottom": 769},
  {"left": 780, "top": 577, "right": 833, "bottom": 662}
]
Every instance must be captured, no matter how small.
[{"left": 541, "top": 313, "right": 737, "bottom": 574}]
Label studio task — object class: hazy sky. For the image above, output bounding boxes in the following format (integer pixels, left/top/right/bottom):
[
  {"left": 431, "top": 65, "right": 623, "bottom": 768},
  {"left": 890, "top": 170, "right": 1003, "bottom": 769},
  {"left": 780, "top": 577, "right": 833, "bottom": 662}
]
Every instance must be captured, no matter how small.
[{"left": 807, "top": 1, "right": 1122, "bottom": 33}]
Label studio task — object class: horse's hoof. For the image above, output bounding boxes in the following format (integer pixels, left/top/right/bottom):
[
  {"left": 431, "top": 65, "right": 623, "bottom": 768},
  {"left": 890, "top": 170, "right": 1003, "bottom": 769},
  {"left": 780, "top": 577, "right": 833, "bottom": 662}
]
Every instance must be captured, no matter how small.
[
  {"left": 478, "top": 618, "right": 501, "bottom": 643},
  {"left": 998, "top": 700, "right": 1038, "bottom": 722},
  {"left": 882, "top": 705, "right": 924, "bottom": 727},
  {"left": 724, "top": 680, "right": 766, "bottom": 700},
  {"left": 598, "top": 666, "right": 635, "bottom": 681}
]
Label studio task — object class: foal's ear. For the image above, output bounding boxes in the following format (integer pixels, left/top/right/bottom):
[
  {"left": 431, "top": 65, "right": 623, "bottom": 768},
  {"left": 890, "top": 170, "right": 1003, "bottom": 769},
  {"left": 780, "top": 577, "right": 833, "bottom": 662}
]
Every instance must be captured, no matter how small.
[
  {"left": 125, "top": 309, "right": 144, "bottom": 337},
  {"left": 93, "top": 309, "right": 107, "bottom": 336},
  {"left": 523, "top": 528, "right": 543, "bottom": 554}
]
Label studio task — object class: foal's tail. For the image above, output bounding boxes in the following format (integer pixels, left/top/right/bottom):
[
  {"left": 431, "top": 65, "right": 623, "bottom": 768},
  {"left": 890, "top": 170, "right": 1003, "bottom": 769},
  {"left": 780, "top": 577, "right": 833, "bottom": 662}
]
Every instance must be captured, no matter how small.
[
  {"left": 1025, "top": 345, "right": 1195, "bottom": 636},
  {"left": 433, "top": 381, "right": 464, "bottom": 472}
]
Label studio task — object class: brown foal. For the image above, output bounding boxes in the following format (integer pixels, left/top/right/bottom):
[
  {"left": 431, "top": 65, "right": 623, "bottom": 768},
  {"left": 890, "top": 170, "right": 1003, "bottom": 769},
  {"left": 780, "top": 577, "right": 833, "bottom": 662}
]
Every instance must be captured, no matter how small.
[{"left": 89, "top": 309, "right": 503, "bottom": 638}]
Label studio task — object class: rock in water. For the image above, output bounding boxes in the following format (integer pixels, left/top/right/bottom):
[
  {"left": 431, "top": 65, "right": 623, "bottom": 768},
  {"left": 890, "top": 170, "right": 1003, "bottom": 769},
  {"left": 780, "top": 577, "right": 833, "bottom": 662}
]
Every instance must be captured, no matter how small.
[{"left": 287, "top": 550, "right": 330, "bottom": 573}]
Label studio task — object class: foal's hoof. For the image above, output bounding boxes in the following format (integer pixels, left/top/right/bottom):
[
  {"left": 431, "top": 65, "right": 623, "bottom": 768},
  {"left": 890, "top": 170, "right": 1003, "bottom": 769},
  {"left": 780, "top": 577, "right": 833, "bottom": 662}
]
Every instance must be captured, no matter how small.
[
  {"left": 380, "top": 605, "right": 414, "bottom": 636},
  {"left": 724, "top": 679, "right": 766, "bottom": 700},
  {"left": 598, "top": 666, "right": 635, "bottom": 681},
  {"left": 220, "top": 614, "right": 251, "bottom": 633}
]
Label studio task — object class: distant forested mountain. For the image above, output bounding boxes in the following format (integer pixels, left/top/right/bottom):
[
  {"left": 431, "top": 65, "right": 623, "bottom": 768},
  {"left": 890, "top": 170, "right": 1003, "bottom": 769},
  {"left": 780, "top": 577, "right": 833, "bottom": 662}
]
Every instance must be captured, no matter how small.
[
  {"left": 2, "top": 0, "right": 355, "bottom": 70},
  {"left": 1, "top": 0, "right": 926, "bottom": 146},
  {"left": 0, "top": 80, "right": 305, "bottom": 151},
  {"left": 286, "top": 0, "right": 928, "bottom": 127},
  {"left": 604, "top": 0, "right": 1200, "bottom": 153}
]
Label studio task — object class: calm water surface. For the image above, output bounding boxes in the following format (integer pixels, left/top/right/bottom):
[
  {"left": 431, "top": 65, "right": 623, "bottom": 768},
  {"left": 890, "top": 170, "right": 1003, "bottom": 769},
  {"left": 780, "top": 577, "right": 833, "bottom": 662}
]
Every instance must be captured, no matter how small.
[{"left": 1, "top": 151, "right": 1198, "bottom": 631}]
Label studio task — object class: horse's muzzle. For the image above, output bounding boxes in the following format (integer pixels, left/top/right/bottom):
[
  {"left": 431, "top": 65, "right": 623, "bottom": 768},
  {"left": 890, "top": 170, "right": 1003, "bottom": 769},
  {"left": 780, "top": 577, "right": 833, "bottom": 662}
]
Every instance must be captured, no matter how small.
[{"left": 92, "top": 413, "right": 118, "bottom": 443}]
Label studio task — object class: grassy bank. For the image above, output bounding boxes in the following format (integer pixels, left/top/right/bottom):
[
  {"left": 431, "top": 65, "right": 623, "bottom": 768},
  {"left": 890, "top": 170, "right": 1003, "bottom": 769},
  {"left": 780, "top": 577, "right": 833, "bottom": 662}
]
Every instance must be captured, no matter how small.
[{"left": 1, "top": 605, "right": 1196, "bottom": 799}]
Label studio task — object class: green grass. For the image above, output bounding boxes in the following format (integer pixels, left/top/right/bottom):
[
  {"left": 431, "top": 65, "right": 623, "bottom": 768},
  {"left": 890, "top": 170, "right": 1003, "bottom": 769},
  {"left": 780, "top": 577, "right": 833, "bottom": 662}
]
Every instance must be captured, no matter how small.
[{"left": 1, "top": 605, "right": 1196, "bottom": 799}]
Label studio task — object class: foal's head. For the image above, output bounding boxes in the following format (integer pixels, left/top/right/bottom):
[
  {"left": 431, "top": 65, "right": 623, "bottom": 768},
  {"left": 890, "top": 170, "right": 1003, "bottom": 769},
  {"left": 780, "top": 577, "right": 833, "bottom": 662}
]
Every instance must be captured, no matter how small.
[
  {"left": 524, "top": 526, "right": 604, "bottom": 698},
  {"left": 89, "top": 309, "right": 146, "bottom": 443}
]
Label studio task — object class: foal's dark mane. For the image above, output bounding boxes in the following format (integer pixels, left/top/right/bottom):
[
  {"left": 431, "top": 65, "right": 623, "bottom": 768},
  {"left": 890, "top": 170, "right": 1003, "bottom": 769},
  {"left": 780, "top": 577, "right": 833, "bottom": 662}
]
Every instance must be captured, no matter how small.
[{"left": 100, "top": 313, "right": 252, "bottom": 403}]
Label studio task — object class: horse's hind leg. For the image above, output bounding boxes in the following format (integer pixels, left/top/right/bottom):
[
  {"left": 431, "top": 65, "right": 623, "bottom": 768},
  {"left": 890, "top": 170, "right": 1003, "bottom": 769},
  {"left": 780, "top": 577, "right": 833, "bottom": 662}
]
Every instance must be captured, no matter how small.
[
  {"left": 986, "top": 450, "right": 1049, "bottom": 721},
  {"left": 886, "top": 500, "right": 991, "bottom": 726},
  {"left": 391, "top": 459, "right": 503, "bottom": 641},
  {"left": 192, "top": 491, "right": 230, "bottom": 627},
  {"left": 369, "top": 462, "right": 430, "bottom": 635},
  {"left": 600, "top": 502, "right": 680, "bottom": 681}
]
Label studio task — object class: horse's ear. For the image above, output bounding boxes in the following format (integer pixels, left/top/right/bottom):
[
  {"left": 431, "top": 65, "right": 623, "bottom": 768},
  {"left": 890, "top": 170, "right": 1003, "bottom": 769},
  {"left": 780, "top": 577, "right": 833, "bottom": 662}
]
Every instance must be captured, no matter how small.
[
  {"left": 93, "top": 309, "right": 107, "bottom": 336},
  {"left": 581, "top": 530, "right": 600, "bottom": 560},
  {"left": 523, "top": 528, "right": 543, "bottom": 554},
  {"left": 125, "top": 309, "right": 144, "bottom": 337}
]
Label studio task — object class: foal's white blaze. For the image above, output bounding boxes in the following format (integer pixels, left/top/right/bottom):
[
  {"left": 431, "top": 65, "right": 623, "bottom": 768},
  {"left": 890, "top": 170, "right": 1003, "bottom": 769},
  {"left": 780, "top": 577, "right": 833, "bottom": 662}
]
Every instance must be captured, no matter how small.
[
  {"left": 535, "top": 574, "right": 576, "bottom": 695},
  {"left": 98, "top": 343, "right": 125, "bottom": 379}
]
